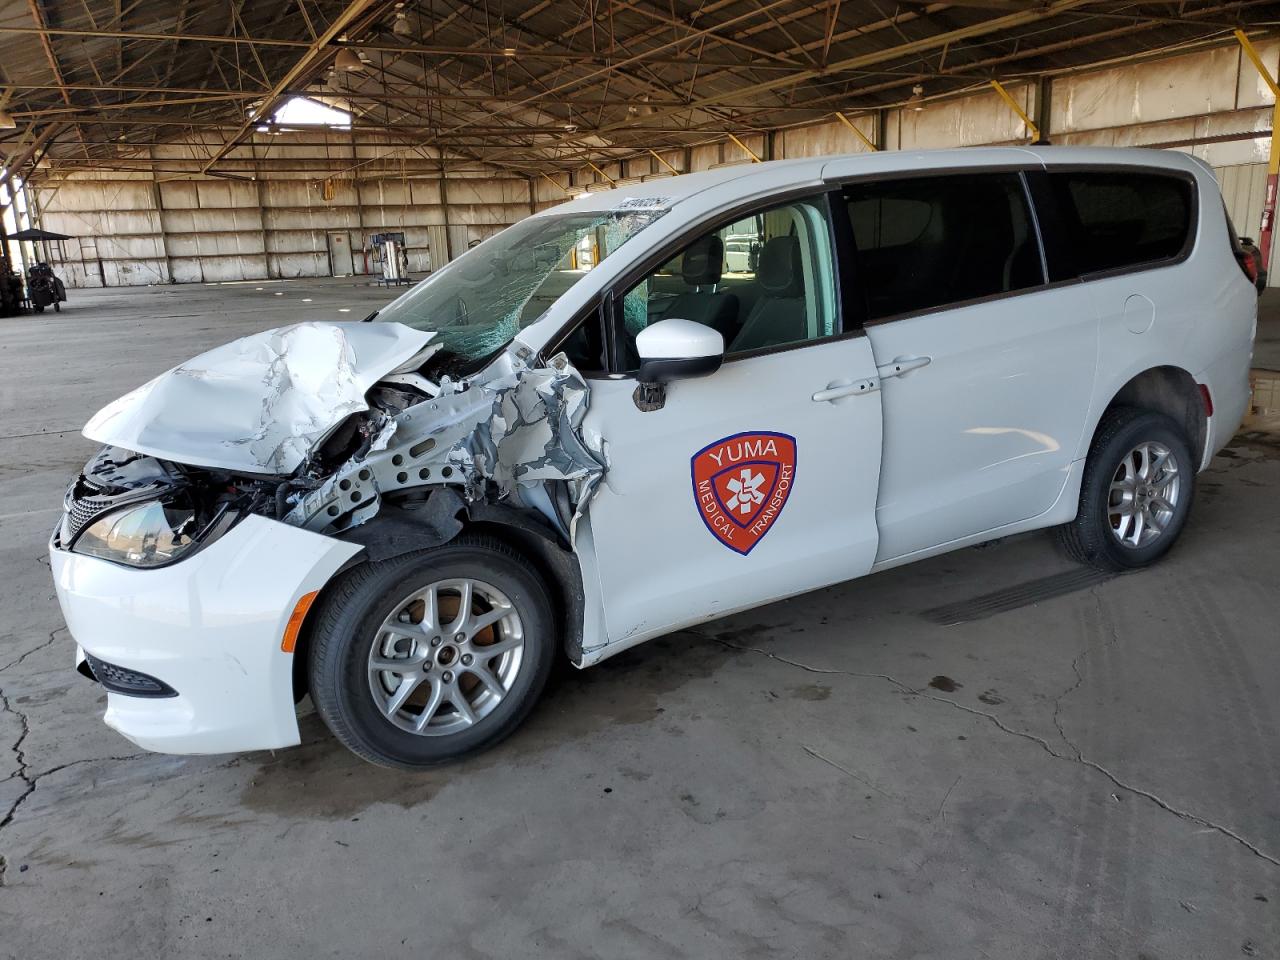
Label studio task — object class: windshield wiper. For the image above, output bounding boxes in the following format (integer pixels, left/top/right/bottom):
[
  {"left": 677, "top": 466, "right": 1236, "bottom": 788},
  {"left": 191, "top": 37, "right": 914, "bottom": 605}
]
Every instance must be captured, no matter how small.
[{"left": 361, "top": 310, "right": 379, "bottom": 323}]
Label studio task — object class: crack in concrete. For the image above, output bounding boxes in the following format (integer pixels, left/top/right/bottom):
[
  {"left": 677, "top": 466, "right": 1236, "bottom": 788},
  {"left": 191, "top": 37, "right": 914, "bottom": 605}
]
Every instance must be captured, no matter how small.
[
  {"left": 712, "top": 635, "right": 1280, "bottom": 869},
  {"left": 0, "top": 621, "right": 144, "bottom": 885},
  {"left": 0, "top": 671, "right": 149, "bottom": 886},
  {"left": 0, "top": 684, "right": 36, "bottom": 880},
  {"left": 0, "top": 626, "right": 67, "bottom": 675},
  {"left": 1051, "top": 586, "right": 1117, "bottom": 760}
]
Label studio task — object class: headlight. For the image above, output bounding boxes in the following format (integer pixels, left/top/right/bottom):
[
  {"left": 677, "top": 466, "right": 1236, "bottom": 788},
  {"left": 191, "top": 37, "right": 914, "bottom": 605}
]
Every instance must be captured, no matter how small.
[{"left": 71, "top": 500, "right": 201, "bottom": 568}]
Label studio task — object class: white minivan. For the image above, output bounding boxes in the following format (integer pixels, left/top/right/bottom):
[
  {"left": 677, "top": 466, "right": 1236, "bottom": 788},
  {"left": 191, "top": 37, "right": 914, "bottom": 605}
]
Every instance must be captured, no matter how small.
[{"left": 50, "top": 147, "right": 1256, "bottom": 768}]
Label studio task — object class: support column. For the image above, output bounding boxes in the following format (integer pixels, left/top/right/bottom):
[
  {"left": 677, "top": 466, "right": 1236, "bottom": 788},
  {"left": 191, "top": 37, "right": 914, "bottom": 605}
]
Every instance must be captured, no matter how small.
[
  {"left": 149, "top": 149, "right": 176, "bottom": 283},
  {"left": 1236, "top": 30, "right": 1280, "bottom": 270},
  {"left": 250, "top": 142, "right": 272, "bottom": 280},
  {"left": 1034, "top": 77, "right": 1053, "bottom": 145},
  {"left": 438, "top": 158, "right": 452, "bottom": 262},
  {"left": 254, "top": 166, "right": 272, "bottom": 279},
  {"left": 351, "top": 129, "right": 367, "bottom": 275}
]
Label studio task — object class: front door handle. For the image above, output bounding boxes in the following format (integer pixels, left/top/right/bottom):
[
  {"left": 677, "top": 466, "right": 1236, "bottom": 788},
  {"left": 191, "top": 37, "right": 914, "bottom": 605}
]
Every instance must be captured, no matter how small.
[
  {"left": 877, "top": 355, "right": 932, "bottom": 380},
  {"left": 812, "top": 378, "right": 880, "bottom": 403}
]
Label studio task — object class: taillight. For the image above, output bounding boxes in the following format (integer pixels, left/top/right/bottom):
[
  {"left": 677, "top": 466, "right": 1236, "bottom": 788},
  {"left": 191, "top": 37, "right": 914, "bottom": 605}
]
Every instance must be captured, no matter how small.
[{"left": 1236, "top": 248, "right": 1259, "bottom": 284}]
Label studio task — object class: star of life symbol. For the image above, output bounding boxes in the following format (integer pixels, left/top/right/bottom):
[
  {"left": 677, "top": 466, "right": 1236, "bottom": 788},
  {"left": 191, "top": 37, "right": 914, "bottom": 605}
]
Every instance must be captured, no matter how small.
[{"left": 725, "top": 468, "right": 766, "bottom": 515}]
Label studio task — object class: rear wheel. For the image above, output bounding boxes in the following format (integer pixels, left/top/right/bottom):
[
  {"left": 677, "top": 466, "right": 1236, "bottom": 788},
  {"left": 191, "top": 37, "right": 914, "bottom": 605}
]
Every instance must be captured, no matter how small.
[
  {"left": 308, "top": 535, "right": 556, "bottom": 769},
  {"left": 1059, "top": 408, "right": 1195, "bottom": 571}
]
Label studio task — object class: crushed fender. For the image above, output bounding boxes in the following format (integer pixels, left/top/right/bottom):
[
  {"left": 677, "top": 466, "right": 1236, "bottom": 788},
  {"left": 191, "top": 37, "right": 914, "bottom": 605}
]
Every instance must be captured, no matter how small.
[{"left": 287, "top": 347, "right": 607, "bottom": 546}]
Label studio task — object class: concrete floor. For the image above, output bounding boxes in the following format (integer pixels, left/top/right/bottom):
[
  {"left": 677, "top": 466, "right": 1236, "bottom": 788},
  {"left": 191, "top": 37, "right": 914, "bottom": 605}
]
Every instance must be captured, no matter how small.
[{"left": 1, "top": 278, "right": 1278, "bottom": 959}]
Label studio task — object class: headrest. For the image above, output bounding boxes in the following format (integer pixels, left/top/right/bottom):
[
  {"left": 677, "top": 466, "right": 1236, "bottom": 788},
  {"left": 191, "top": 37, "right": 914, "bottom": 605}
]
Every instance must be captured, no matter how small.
[
  {"left": 681, "top": 235, "right": 724, "bottom": 286},
  {"left": 757, "top": 236, "right": 804, "bottom": 297}
]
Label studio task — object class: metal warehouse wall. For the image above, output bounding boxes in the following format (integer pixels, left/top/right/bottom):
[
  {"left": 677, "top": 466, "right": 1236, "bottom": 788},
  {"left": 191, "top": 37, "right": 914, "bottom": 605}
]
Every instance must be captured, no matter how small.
[
  {"left": 28, "top": 37, "right": 1280, "bottom": 288},
  {"left": 30, "top": 160, "right": 534, "bottom": 288}
]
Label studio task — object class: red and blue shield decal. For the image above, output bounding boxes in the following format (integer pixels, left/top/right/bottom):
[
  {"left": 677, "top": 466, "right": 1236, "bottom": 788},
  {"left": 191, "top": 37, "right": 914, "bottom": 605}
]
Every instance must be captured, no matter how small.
[{"left": 691, "top": 431, "right": 797, "bottom": 555}]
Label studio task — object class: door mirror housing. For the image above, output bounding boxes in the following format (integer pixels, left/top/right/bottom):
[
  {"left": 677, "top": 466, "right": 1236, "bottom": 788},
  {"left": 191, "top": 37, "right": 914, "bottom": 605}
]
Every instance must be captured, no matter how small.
[{"left": 635, "top": 318, "right": 725, "bottom": 384}]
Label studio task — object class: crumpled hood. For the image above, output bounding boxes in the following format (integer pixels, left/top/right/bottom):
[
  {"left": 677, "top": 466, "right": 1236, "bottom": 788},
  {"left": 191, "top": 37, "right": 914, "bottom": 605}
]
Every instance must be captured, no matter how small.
[{"left": 83, "top": 321, "right": 437, "bottom": 474}]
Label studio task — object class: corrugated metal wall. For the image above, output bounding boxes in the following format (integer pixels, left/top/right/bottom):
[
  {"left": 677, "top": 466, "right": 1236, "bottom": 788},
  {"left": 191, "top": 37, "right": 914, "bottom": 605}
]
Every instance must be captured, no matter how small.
[{"left": 35, "top": 167, "right": 533, "bottom": 287}]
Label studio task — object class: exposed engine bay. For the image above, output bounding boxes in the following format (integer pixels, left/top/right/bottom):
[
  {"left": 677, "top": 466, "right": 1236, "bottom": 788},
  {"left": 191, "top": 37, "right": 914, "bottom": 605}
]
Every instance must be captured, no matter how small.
[{"left": 58, "top": 322, "right": 608, "bottom": 565}]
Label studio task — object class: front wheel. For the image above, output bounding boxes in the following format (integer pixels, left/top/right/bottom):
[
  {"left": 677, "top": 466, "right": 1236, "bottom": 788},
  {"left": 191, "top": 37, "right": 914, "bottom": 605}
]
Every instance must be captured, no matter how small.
[
  {"left": 308, "top": 535, "right": 556, "bottom": 769},
  {"left": 1058, "top": 408, "right": 1195, "bottom": 571}
]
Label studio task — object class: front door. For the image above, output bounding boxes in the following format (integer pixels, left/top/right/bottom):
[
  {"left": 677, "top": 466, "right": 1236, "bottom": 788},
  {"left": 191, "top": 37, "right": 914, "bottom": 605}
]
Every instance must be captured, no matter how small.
[
  {"left": 838, "top": 170, "right": 1098, "bottom": 563},
  {"left": 578, "top": 193, "right": 883, "bottom": 648}
]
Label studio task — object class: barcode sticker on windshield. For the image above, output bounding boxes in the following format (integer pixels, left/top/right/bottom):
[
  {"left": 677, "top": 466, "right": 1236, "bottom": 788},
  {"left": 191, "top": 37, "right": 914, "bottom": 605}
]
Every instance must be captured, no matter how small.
[{"left": 613, "top": 197, "right": 671, "bottom": 210}]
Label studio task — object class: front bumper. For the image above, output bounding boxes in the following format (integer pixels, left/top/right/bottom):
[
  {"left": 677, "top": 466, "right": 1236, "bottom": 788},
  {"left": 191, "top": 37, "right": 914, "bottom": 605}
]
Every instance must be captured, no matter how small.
[{"left": 50, "top": 515, "right": 362, "bottom": 755}]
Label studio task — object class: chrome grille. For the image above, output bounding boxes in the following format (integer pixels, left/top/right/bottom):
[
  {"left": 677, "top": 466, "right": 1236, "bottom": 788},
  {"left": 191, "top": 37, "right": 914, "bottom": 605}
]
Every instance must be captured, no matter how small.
[
  {"left": 64, "top": 491, "right": 115, "bottom": 541},
  {"left": 62, "top": 475, "right": 136, "bottom": 543}
]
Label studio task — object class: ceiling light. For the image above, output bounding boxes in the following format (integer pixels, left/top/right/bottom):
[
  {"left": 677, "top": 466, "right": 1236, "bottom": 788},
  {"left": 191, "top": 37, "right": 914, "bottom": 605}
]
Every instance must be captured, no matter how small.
[
  {"left": 335, "top": 48, "right": 366, "bottom": 72},
  {"left": 392, "top": 11, "right": 413, "bottom": 38},
  {"left": 502, "top": 47, "right": 518, "bottom": 57},
  {"left": 909, "top": 84, "right": 925, "bottom": 112},
  {"left": 0, "top": 108, "right": 16, "bottom": 130}
]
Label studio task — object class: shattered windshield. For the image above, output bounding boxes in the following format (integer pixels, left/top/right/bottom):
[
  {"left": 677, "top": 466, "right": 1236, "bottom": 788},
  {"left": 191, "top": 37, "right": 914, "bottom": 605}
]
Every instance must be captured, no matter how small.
[{"left": 374, "top": 208, "right": 667, "bottom": 361}]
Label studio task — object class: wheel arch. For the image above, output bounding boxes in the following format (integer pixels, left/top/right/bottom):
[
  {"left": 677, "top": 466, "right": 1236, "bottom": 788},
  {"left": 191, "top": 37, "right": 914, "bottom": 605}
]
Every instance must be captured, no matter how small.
[
  {"left": 1088, "top": 365, "right": 1207, "bottom": 467},
  {"left": 290, "top": 487, "right": 585, "bottom": 702}
]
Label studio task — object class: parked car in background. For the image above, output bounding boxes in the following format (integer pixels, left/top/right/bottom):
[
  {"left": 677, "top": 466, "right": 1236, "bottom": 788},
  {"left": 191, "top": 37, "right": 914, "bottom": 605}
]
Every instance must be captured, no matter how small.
[{"left": 51, "top": 146, "right": 1256, "bottom": 769}]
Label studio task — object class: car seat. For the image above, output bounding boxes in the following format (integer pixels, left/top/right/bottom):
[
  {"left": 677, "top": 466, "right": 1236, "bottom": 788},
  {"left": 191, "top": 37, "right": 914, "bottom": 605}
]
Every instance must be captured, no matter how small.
[
  {"left": 729, "top": 236, "right": 807, "bottom": 352},
  {"left": 661, "top": 235, "right": 740, "bottom": 341}
]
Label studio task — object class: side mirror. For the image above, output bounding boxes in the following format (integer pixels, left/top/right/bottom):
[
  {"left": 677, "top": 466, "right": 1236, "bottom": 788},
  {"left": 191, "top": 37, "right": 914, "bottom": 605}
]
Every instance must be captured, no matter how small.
[{"left": 635, "top": 318, "right": 724, "bottom": 384}]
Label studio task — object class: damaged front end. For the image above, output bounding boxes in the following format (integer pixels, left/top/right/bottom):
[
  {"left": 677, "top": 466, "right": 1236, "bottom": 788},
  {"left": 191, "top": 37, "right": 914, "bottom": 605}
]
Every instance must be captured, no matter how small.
[{"left": 59, "top": 321, "right": 607, "bottom": 573}]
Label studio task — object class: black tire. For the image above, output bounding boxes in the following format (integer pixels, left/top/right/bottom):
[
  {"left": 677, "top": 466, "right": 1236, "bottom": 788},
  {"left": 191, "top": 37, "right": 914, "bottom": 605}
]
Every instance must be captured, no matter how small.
[
  {"left": 1058, "top": 407, "right": 1195, "bottom": 571},
  {"left": 308, "top": 534, "right": 556, "bottom": 769}
]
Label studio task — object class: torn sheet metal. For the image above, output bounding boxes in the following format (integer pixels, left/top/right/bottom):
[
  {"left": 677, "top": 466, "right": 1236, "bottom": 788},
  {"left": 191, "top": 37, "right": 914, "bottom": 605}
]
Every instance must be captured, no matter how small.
[
  {"left": 288, "top": 348, "right": 607, "bottom": 544},
  {"left": 83, "top": 322, "right": 437, "bottom": 474}
]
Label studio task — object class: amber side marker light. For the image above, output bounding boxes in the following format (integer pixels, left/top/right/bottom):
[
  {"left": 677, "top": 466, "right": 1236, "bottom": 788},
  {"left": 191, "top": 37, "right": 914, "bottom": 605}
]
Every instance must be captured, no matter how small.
[{"left": 281, "top": 591, "right": 320, "bottom": 653}]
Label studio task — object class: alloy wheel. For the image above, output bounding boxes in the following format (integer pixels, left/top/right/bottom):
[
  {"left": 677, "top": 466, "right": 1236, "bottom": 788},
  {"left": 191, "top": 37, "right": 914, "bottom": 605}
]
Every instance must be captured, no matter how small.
[
  {"left": 1108, "top": 440, "right": 1180, "bottom": 549},
  {"left": 366, "top": 578, "right": 525, "bottom": 736}
]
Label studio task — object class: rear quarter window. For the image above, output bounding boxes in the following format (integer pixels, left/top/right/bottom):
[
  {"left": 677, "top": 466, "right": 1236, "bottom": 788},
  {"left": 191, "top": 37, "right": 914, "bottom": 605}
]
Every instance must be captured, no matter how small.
[{"left": 1050, "top": 170, "right": 1194, "bottom": 275}]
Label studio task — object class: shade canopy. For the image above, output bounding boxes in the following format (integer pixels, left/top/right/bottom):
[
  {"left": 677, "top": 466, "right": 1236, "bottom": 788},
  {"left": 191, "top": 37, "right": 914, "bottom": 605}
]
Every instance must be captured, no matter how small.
[{"left": 5, "top": 228, "right": 74, "bottom": 241}]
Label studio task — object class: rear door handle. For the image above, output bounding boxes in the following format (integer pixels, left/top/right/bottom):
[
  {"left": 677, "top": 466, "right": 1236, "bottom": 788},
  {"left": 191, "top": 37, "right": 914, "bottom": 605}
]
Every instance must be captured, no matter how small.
[
  {"left": 877, "top": 355, "right": 931, "bottom": 380},
  {"left": 812, "top": 378, "right": 880, "bottom": 403}
]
